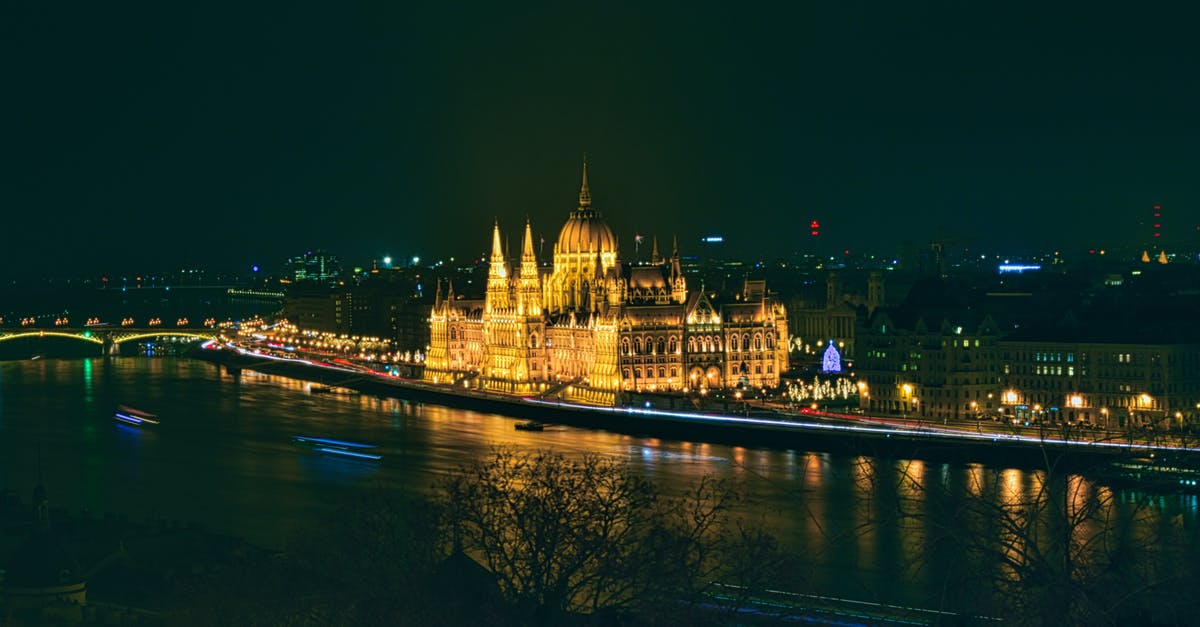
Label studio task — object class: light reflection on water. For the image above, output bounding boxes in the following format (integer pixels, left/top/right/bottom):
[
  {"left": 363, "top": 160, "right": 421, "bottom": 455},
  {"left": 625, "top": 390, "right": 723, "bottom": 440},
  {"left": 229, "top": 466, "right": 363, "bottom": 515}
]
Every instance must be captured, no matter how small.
[{"left": 1, "top": 357, "right": 1197, "bottom": 608}]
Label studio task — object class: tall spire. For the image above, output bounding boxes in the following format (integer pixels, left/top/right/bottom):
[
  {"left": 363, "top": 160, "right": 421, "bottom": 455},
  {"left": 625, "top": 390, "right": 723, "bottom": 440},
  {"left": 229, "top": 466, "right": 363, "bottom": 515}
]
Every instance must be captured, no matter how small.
[
  {"left": 520, "top": 219, "right": 538, "bottom": 278},
  {"left": 522, "top": 219, "right": 536, "bottom": 260},
  {"left": 578, "top": 154, "right": 591, "bottom": 208},
  {"left": 669, "top": 234, "right": 683, "bottom": 289},
  {"left": 489, "top": 221, "right": 507, "bottom": 278},
  {"left": 491, "top": 220, "right": 504, "bottom": 261},
  {"left": 651, "top": 235, "right": 661, "bottom": 264}
]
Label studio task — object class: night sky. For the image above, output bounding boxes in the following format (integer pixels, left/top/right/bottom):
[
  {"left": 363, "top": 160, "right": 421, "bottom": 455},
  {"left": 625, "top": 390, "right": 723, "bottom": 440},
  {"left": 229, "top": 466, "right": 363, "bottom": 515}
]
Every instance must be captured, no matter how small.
[{"left": 4, "top": 2, "right": 1199, "bottom": 276}]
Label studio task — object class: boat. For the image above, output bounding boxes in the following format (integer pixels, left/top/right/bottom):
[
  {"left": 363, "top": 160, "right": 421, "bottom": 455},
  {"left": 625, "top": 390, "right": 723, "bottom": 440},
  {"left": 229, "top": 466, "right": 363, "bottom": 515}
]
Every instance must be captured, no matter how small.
[
  {"left": 114, "top": 405, "right": 160, "bottom": 426},
  {"left": 310, "top": 385, "right": 359, "bottom": 396},
  {"left": 515, "top": 421, "right": 545, "bottom": 432},
  {"left": 1090, "top": 455, "right": 1200, "bottom": 493},
  {"left": 291, "top": 435, "right": 382, "bottom": 461}
]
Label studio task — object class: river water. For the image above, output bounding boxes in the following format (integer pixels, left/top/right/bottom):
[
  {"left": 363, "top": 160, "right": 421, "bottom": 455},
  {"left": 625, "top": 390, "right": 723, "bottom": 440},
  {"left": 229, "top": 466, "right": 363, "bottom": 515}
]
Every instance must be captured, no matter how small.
[{"left": 2, "top": 357, "right": 1197, "bottom": 612}]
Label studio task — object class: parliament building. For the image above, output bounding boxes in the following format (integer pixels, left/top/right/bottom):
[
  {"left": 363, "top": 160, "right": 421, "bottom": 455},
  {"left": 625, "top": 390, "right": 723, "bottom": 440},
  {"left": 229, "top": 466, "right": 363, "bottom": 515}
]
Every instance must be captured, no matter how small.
[{"left": 424, "top": 163, "right": 789, "bottom": 405}]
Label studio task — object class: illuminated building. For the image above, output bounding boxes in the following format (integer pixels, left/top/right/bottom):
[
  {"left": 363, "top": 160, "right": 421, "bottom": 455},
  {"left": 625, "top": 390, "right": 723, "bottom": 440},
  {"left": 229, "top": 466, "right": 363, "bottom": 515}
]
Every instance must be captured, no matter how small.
[
  {"left": 425, "top": 162, "right": 789, "bottom": 405},
  {"left": 286, "top": 250, "right": 342, "bottom": 285},
  {"left": 787, "top": 270, "right": 884, "bottom": 360},
  {"left": 858, "top": 312, "right": 1002, "bottom": 420},
  {"left": 282, "top": 273, "right": 431, "bottom": 352},
  {"left": 999, "top": 340, "right": 1200, "bottom": 428}
]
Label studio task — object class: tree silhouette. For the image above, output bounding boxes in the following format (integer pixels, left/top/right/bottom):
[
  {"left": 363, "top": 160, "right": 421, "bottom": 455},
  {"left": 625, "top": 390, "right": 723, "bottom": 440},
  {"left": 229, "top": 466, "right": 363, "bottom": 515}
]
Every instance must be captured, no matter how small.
[{"left": 437, "top": 447, "right": 787, "bottom": 623}]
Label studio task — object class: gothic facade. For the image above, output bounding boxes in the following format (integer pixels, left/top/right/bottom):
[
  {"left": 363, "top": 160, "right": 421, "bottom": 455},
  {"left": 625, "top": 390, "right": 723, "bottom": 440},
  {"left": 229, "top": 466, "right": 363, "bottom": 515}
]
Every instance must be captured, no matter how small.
[{"left": 424, "top": 163, "right": 789, "bottom": 405}]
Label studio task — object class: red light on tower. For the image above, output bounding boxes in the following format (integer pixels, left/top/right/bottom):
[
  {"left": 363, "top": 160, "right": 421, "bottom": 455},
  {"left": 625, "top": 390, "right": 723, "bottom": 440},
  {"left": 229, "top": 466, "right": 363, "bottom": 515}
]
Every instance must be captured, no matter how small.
[{"left": 810, "top": 219, "right": 820, "bottom": 237}]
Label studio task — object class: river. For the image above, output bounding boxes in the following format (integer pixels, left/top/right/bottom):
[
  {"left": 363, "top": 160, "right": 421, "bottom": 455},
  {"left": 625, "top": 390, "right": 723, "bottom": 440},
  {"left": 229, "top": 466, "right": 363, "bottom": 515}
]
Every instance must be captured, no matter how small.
[{"left": 2, "top": 357, "right": 1197, "bottom": 613}]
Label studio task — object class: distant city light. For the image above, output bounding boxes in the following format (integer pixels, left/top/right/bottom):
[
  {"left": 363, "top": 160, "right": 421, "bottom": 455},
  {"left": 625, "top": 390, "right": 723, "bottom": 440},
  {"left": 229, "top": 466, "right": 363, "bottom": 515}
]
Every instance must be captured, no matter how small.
[
  {"left": 383, "top": 256, "right": 392, "bottom": 266},
  {"left": 998, "top": 264, "right": 1041, "bottom": 274},
  {"left": 412, "top": 256, "right": 420, "bottom": 265},
  {"left": 702, "top": 236, "right": 724, "bottom": 243}
]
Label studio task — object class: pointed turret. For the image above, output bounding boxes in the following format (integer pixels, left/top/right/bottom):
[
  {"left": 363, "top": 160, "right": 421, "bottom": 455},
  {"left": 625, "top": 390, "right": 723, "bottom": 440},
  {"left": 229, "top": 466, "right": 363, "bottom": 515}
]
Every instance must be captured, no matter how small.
[
  {"left": 669, "top": 234, "right": 683, "bottom": 278},
  {"left": 517, "top": 219, "right": 542, "bottom": 316},
  {"left": 669, "top": 234, "right": 686, "bottom": 304},
  {"left": 434, "top": 279, "right": 443, "bottom": 309},
  {"left": 651, "top": 236, "right": 661, "bottom": 264},
  {"left": 521, "top": 219, "right": 538, "bottom": 278},
  {"left": 489, "top": 221, "right": 506, "bottom": 278}
]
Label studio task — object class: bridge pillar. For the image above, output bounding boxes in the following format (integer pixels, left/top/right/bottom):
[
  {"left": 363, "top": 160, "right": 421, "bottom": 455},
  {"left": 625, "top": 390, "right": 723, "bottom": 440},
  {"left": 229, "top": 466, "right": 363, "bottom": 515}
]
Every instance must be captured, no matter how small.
[
  {"left": 225, "top": 364, "right": 242, "bottom": 378},
  {"left": 103, "top": 334, "right": 119, "bottom": 356}
]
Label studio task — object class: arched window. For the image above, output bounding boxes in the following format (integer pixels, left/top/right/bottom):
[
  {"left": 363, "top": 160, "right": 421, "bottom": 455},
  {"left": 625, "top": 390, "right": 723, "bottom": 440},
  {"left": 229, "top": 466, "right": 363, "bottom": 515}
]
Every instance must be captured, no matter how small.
[
  {"left": 656, "top": 338, "right": 666, "bottom": 354},
  {"left": 754, "top": 334, "right": 763, "bottom": 351},
  {"left": 450, "top": 327, "right": 458, "bottom": 341},
  {"left": 688, "top": 337, "right": 697, "bottom": 353},
  {"left": 730, "top": 335, "right": 739, "bottom": 351},
  {"left": 636, "top": 367, "right": 644, "bottom": 379},
  {"left": 742, "top": 334, "right": 751, "bottom": 351},
  {"left": 530, "top": 333, "right": 539, "bottom": 348},
  {"left": 668, "top": 337, "right": 678, "bottom": 353},
  {"left": 623, "top": 368, "right": 632, "bottom": 380},
  {"left": 635, "top": 337, "right": 644, "bottom": 354},
  {"left": 766, "top": 333, "right": 774, "bottom": 350},
  {"left": 621, "top": 337, "right": 631, "bottom": 356},
  {"left": 670, "top": 367, "right": 677, "bottom": 378},
  {"left": 658, "top": 367, "right": 666, "bottom": 378},
  {"left": 715, "top": 336, "right": 722, "bottom": 351}
]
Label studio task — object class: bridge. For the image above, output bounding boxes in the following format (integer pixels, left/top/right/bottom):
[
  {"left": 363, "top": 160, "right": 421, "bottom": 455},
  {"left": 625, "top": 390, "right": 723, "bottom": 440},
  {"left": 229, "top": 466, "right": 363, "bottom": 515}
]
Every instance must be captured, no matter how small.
[{"left": 0, "top": 327, "right": 220, "bottom": 354}]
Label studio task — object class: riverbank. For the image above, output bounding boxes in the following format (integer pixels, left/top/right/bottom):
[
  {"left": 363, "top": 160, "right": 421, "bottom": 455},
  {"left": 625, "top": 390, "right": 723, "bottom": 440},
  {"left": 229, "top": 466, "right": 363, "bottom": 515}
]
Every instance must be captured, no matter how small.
[{"left": 194, "top": 347, "right": 1175, "bottom": 471}]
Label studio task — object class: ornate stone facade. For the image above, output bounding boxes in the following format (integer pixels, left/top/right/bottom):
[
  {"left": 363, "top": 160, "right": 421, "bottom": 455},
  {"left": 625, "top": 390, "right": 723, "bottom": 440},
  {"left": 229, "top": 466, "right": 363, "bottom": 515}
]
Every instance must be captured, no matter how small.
[{"left": 424, "top": 162, "right": 788, "bottom": 405}]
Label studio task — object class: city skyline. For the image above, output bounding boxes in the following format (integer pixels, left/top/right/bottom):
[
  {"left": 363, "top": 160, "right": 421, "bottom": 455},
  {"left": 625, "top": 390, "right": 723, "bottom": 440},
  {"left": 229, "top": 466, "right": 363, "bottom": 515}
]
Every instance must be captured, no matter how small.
[{"left": 5, "top": 2, "right": 1199, "bottom": 275}]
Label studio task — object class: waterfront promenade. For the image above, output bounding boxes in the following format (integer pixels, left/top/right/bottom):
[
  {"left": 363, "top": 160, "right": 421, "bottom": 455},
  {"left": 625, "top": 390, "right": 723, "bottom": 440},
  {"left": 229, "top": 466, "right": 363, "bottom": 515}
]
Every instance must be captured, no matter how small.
[{"left": 198, "top": 342, "right": 1197, "bottom": 471}]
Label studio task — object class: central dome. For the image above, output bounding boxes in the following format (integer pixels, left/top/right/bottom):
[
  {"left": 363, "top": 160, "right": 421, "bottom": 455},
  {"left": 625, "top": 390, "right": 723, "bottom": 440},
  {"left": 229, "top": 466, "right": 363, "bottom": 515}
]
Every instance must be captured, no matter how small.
[{"left": 557, "top": 208, "right": 617, "bottom": 255}]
